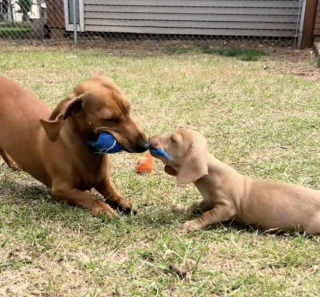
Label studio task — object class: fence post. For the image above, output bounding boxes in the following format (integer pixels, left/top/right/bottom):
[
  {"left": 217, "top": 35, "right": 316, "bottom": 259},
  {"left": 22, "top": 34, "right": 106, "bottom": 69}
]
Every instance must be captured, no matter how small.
[
  {"left": 299, "top": 0, "right": 318, "bottom": 49},
  {"left": 37, "top": 0, "right": 43, "bottom": 40},
  {"left": 73, "top": 0, "right": 77, "bottom": 44}
]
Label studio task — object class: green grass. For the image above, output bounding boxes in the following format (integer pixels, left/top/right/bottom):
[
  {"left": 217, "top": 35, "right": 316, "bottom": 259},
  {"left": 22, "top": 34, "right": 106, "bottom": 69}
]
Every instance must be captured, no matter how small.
[
  {"left": 167, "top": 46, "right": 267, "bottom": 61},
  {"left": 204, "top": 47, "right": 267, "bottom": 61},
  {"left": 0, "top": 45, "right": 320, "bottom": 296},
  {"left": 0, "top": 27, "right": 31, "bottom": 39},
  {"left": 167, "top": 47, "right": 199, "bottom": 54}
]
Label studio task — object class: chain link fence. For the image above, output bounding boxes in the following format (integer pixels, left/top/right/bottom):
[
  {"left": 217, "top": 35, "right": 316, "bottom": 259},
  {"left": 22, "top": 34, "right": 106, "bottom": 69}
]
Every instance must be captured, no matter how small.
[{"left": 0, "top": 0, "right": 305, "bottom": 51}]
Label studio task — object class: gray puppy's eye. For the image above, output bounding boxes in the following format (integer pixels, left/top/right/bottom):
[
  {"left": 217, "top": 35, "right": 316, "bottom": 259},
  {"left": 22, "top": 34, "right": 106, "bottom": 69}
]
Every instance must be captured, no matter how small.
[{"left": 171, "top": 135, "right": 178, "bottom": 143}]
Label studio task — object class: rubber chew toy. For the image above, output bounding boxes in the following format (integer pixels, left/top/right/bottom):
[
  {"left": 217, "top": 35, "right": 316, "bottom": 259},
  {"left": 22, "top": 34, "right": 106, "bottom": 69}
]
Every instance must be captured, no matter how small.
[
  {"left": 149, "top": 148, "right": 173, "bottom": 161},
  {"left": 87, "top": 133, "right": 122, "bottom": 154},
  {"left": 136, "top": 152, "right": 154, "bottom": 174}
]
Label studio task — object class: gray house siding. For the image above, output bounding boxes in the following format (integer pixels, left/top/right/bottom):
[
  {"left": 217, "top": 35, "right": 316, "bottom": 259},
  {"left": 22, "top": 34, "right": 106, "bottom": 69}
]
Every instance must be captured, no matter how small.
[{"left": 83, "top": 0, "right": 301, "bottom": 37}]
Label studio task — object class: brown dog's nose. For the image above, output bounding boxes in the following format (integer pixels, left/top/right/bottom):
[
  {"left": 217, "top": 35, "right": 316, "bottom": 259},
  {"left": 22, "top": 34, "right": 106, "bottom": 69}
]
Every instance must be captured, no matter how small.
[
  {"left": 134, "top": 140, "right": 149, "bottom": 153},
  {"left": 132, "top": 132, "right": 150, "bottom": 153}
]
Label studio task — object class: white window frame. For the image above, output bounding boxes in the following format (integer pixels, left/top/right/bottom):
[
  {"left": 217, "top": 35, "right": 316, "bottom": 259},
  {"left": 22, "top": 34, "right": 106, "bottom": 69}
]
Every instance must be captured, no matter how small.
[{"left": 63, "top": 0, "right": 84, "bottom": 32}]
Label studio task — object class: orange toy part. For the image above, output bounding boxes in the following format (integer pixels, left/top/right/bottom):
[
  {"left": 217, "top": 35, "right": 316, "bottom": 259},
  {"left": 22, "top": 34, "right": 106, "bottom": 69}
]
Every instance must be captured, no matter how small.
[{"left": 136, "top": 152, "right": 154, "bottom": 174}]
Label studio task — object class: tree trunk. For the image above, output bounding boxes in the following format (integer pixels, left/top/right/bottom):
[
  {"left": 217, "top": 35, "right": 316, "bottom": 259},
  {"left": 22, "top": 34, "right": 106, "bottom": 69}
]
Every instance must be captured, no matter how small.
[{"left": 1, "top": 0, "right": 9, "bottom": 21}]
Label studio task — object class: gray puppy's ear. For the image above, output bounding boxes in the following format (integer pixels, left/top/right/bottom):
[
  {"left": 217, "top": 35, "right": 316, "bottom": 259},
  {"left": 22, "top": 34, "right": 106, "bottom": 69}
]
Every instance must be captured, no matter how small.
[
  {"left": 176, "top": 138, "right": 208, "bottom": 184},
  {"left": 164, "top": 165, "right": 177, "bottom": 176}
]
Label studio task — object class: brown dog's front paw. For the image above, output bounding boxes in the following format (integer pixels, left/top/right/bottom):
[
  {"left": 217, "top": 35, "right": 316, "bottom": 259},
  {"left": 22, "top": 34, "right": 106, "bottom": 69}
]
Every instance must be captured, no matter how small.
[
  {"left": 181, "top": 220, "right": 202, "bottom": 232},
  {"left": 108, "top": 198, "right": 136, "bottom": 216},
  {"left": 93, "top": 201, "right": 117, "bottom": 218},
  {"left": 9, "top": 163, "right": 20, "bottom": 172},
  {"left": 11, "top": 166, "right": 20, "bottom": 172}
]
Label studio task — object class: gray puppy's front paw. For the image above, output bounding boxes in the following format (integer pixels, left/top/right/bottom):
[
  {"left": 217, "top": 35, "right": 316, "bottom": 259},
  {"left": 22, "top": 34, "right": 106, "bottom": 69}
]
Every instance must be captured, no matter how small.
[
  {"left": 181, "top": 219, "right": 202, "bottom": 232},
  {"left": 173, "top": 204, "right": 187, "bottom": 213}
]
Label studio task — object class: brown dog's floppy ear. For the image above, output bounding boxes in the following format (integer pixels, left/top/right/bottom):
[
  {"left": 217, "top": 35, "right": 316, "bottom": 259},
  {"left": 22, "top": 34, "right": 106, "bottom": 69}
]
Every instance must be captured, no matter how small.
[
  {"left": 47, "top": 95, "right": 84, "bottom": 122},
  {"left": 40, "top": 114, "right": 64, "bottom": 142},
  {"left": 176, "top": 139, "right": 208, "bottom": 184},
  {"left": 63, "top": 96, "right": 84, "bottom": 119},
  {"left": 40, "top": 95, "right": 84, "bottom": 142}
]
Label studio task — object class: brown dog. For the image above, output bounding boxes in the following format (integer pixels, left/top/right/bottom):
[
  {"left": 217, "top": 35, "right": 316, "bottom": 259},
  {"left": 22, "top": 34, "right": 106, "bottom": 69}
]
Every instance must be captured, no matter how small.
[
  {"left": 0, "top": 76, "right": 149, "bottom": 216},
  {"left": 150, "top": 128, "right": 320, "bottom": 234}
]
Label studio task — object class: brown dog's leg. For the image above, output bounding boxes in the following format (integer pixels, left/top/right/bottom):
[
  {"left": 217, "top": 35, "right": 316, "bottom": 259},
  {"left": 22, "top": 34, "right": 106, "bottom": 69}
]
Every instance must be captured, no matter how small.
[
  {"left": 0, "top": 149, "right": 20, "bottom": 171},
  {"left": 51, "top": 185, "right": 116, "bottom": 217},
  {"left": 95, "top": 176, "right": 133, "bottom": 214},
  {"left": 181, "top": 203, "right": 236, "bottom": 232}
]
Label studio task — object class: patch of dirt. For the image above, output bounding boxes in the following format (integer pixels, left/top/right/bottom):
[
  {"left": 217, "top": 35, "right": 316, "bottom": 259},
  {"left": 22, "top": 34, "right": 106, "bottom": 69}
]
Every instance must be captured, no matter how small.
[{"left": 279, "top": 64, "right": 320, "bottom": 82}]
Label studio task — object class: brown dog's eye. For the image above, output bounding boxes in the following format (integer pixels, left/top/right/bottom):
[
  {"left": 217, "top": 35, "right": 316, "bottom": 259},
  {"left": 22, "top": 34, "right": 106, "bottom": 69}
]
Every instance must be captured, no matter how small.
[{"left": 106, "top": 118, "right": 120, "bottom": 124}]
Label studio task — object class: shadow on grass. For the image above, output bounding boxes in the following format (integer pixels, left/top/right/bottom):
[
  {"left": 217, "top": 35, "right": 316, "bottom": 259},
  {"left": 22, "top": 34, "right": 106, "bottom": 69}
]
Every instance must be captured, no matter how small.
[
  {"left": 0, "top": 177, "right": 56, "bottom": 214},
  {"left": 0, "top": 176, "right": 177, "bottom": 227},
  {"left": 1, "top": 176, "right": 305, "bottom": 237},
  {"left": 167, "top": 46, "right": 267, "bottom": 61},
  {"left": 198, "top": 220, "right": 314, "bottom": 239},
  {"left": 0, "top": 176, "right": 48, "bottom": 199}
]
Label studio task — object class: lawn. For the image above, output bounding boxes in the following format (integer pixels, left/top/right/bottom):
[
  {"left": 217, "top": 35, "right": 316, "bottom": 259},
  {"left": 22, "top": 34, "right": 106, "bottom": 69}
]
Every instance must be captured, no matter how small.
[{"left": 0, "top": 44, "right": 320, "bottom": 296}]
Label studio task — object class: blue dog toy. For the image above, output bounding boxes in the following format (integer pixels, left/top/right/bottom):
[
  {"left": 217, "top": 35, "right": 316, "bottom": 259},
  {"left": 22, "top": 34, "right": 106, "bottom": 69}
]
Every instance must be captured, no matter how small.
[
  {"left": 87, "top": 133, "right": 122, "bottom": 154},
  {"left": 150, "top": 148, "right": 173, "bottom": 161}
]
